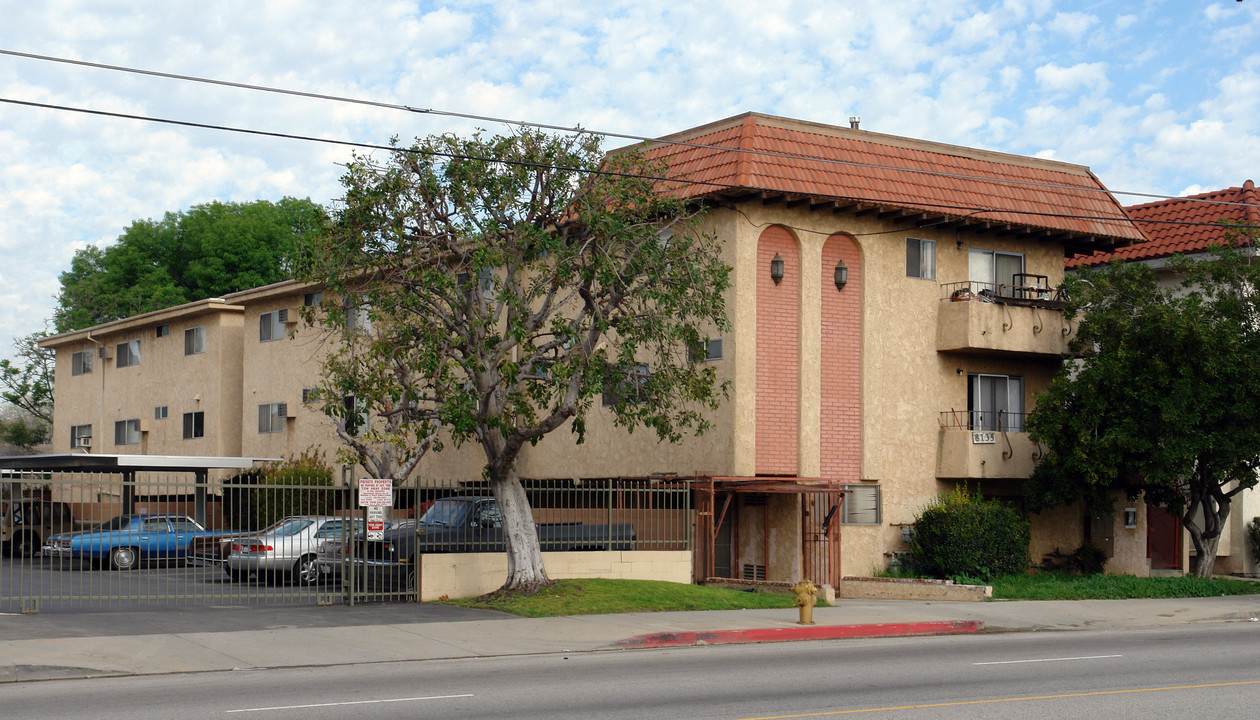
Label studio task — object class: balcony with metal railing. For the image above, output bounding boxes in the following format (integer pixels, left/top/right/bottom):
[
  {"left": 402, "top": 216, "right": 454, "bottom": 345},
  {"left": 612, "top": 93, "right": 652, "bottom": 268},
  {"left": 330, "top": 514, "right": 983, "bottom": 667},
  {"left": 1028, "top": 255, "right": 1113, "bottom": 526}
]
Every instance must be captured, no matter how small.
[
  {"left": 936, "top": 409, "right": 1040, "bottom": 479},
  {"left": 936, "top": 275, "right": 1074, "bottom": 356}
]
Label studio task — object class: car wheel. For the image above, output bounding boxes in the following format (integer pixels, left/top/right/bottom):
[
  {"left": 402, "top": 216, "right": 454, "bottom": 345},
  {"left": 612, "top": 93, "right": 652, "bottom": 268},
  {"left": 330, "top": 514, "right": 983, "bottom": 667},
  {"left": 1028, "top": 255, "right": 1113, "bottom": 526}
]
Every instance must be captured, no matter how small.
[
  {"left": 406, "top": 561, "right": 418, "bottom": 602},
  {"left": 10, "top": 531, "right": 38, "bottom": 558},
  {"left": 110, "top": 546, "right": 139, "bottom": 571},
  {"left": 294, "top": 555, "right": 319, "bottom": 586}
]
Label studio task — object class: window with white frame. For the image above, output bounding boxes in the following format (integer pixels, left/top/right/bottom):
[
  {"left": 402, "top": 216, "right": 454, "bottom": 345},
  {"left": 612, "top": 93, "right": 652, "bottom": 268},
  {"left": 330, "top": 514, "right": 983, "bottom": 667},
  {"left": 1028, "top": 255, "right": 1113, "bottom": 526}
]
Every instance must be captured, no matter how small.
[
  {"left": 183, "top": 411, "right": 204, "bottom": 439},
  {"left": 841, "top": 484, "right": 881, "bottom": 524},
  {"left": 154, "top": 406, "right": 168, "bottom": 420},
  {"left": 184, "top": 326, "right": 206, "bottom": 355},
  {"left": 71, "top": 350, "right": 93, "bottom": 376},
  {"left": 303, "top": 291, "right": 322, "bottom": 307},
  {"left": 968, "top": 373, "right": 1024, "bottom": 432},
  {"left": 155, "top": 324, "right": 170, "bottom": 338},
  {"left": 70, "top": 424, "right": 92, "bottom": 449},
  {"left": 968, "top": 248, "right": 1024, "bottom": 296},
  {"left": 343, "top": 300, "right": 371, "bottom": 334},
  {"left": 114, "top": 418, "right": 141, "bottom": 445},
  {"left": 258, "top": 402, "right": 287, "bottom": 433},
  {"left": 905, "top": 238, "right": 936, "bottom": 280},
  {"left": 115, "top": 340, "right": 140, "bottom": 368},
  {"left": 689, "top": 338, "right": 723, "bottom": 363},
  {"left": 259, "top": 311, "right": 286, "bottom": 342}
]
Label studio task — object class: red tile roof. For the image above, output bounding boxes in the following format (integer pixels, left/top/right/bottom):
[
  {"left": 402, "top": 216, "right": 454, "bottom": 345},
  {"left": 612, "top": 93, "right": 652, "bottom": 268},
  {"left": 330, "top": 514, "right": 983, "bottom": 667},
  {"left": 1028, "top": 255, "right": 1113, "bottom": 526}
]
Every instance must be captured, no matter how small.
[
  {"left": 624, "top": 113, "right": 1144, "bottom": 247},
  {"left": 1068, "top": 180, "right": 1260, "bottom": 267}
]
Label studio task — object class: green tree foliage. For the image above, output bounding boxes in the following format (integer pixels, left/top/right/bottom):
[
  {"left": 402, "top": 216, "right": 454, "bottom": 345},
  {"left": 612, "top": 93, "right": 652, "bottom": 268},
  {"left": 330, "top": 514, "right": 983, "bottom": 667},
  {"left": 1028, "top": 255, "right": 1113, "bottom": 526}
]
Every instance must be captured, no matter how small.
[
  {"left": 222, "top": 452, "right": 336, "bottom": 531},
  {"left": 300, "top": 128, "right": 731, "bottom": 592},
  {"left": 0, "top": 404, "right": 50, "bottom": 451},
  {"left": 908, "top": 486, "right": 1030, "bottom": 581},
  {"left": 54, "top": 197, "right": 327, "bottom": 332},
  {"left": 1027, "top": 239, "right": 1260, "bottom": 577},
  {"left": 0, "top": 332, "right": 53, "bottom": 424}
]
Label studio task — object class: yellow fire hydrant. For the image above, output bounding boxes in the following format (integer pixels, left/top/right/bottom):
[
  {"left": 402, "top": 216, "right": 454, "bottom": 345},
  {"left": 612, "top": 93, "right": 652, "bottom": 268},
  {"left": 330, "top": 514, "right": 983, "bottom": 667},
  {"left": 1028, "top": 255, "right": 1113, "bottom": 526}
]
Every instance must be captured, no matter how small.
[{"left": 790, "top": 580, "right": 817, "bottom": 625}]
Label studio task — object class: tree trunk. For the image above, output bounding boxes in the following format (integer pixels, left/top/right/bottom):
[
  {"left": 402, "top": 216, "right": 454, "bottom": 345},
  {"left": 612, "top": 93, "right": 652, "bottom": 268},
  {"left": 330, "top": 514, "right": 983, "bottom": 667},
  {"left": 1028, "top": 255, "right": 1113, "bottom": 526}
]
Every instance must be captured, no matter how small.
[
  {"left": 1191, "top": 534, "right": 1220, "bottom": 578},
  {"left": 491, "top": 468, "right": 550, "bottom": 593}
]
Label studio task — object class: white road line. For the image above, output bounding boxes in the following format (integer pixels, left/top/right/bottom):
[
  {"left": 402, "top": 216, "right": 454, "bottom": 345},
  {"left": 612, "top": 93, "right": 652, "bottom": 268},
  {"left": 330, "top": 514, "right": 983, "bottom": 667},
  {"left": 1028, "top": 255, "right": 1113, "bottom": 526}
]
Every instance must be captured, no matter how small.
[
  {"left": 974, "top": 654, "right": 1122, "bottom": 666},
  {"left": 225, "top": 693, "right": 474, "bottom": 713}
]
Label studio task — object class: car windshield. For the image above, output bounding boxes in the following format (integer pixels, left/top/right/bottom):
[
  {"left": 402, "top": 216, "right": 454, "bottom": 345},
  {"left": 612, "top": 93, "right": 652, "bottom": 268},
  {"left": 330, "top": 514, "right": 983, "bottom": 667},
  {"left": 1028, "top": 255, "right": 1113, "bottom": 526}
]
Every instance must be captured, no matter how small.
[{"left": 419, "top": 501, "right": 467, "bottom": 527}]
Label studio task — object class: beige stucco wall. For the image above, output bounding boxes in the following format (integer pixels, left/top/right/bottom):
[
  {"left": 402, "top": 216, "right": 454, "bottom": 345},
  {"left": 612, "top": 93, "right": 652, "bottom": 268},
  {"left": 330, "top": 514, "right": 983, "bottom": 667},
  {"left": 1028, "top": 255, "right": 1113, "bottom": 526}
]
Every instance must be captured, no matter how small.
[
  {"left": 416, "top": 550, "right": 692, "bottom": 601},
  {"left": 45, "top": 300, "right": 245, "bottom": 457}
]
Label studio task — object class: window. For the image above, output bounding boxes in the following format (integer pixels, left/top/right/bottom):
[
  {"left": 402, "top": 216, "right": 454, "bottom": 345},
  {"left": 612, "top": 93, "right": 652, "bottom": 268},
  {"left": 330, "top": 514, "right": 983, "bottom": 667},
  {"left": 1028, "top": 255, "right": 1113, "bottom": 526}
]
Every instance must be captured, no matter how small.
[
  {"left": 303, "top": 291, "right": 322, "bottom": 307},
  {"left": 259, "top": 311, "right": 286, "bottom": 342},
  {"left": 968, "top": 373, "right": 1024, "bottom": 432},
  {"left": 115, "top": 340, "right": 140, "bottom": 368},
  {"left": 70, "top": 424, "right": 92, "bottom": 449},
  {"left": 968, "top": 248, "right": 1024, "bottom": 296},
  {"left": 602, "top": 363, "right": 649, "bottom": 406},
  {"left": 690, "top": 338, "right": 723, "bottom": 362},
  {"left": 154, "top": 406, "right": 168, "bottom": 420},
  {"left": 258, "top": 402, "right": 287, "bottom": 433},
  {"left": 71, "top": 350, "right": 93, "bottom": 376},
  {"left": 183, "top": 411, "right": 204, "bottom": 439},
  {"left": 906, "top": 238, "right": 936, "bottom": 280},
  {"left": 841, "top": 484, "right": 881, "bottom": 524},
  {"left": 344, "top": 301, "right": 371, "bottom": 334},
  {"left": 184, "top": 326, "right": 206, "bottom": 355},
  {"left": 156, "top": 324, "right": 170, "bottom": 338},
  {"left": 302, "top": 387, "right": 321, "bottom": 404},
  {"left": 341, "top": 395, "right": 367, "bottom": 437},
  {"left": 114, "top": 418, "right": 141, "bottom": 446}
]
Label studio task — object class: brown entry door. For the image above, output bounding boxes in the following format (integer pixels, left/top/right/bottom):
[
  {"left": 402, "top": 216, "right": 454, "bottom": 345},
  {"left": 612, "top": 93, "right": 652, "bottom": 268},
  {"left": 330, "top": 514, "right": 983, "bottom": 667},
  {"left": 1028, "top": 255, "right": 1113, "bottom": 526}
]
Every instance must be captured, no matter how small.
[{"left": 1147, "top": 504, "right": 1182, "bottom": 569}]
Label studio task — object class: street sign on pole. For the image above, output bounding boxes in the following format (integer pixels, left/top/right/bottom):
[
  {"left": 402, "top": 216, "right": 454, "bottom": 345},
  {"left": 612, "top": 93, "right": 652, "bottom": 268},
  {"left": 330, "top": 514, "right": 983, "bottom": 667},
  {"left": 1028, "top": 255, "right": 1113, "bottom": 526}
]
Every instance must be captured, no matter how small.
[
  {"left": 357, "top": 478, "right": 393, "bottom": 507},
  {"left": 367, "top": 505, "right": 386, "bottom": 541}
]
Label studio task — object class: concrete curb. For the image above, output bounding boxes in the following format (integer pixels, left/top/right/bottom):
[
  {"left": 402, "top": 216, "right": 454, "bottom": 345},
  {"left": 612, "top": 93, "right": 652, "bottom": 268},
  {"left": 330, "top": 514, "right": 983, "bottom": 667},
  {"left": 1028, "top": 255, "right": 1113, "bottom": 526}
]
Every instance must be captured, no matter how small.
[{"left": 612, "top": 620, "right": 984, "bottom": 649}]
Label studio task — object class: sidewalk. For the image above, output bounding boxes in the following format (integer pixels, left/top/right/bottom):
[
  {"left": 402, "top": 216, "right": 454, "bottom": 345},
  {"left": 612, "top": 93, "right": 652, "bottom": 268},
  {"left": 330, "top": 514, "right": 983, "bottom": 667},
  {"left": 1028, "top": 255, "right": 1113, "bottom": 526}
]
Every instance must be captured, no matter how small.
[{"left": 2, "top": 595, "right": 1259, "bottom": 683}]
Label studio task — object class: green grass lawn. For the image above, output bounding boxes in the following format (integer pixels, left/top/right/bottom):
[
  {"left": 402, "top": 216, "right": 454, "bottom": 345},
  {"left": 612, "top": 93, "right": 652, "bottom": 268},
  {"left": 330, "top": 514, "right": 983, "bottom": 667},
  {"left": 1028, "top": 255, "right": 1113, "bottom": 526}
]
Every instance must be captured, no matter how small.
[
  {"left": 442, "top": 578, "right": 800, "bottom": 617},
  {"left": 990, "top": 572, "right": 1260, "bottom": 600}
]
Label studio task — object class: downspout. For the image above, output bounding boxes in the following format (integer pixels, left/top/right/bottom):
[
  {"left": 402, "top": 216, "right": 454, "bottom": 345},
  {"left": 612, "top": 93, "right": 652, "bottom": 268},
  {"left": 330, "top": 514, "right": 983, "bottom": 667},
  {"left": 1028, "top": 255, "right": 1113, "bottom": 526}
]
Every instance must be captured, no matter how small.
[{"left": 86, "top": 330, "right": 104, "bottom": 453}]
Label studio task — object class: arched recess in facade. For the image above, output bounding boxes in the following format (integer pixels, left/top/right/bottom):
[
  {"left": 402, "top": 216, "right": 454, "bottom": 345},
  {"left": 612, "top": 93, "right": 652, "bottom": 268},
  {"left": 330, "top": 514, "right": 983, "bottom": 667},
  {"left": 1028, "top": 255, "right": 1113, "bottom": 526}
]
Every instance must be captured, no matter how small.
[
  {"left": 820, "top": 233, "right": 862, "bottom": 484},
  {"left": 755, "top": 224, "right": 801, "bottom": 476}
]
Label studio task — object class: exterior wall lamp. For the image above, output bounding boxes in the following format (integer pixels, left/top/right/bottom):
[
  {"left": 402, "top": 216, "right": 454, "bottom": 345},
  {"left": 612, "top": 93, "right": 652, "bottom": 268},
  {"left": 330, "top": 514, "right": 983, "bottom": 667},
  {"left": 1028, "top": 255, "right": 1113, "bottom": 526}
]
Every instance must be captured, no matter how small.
[
  {"left": 834, "top": 259, "right": 848, "bottom": 291},
  {"left": 770, "top": 253, "right": 784, "bottom": 285}
]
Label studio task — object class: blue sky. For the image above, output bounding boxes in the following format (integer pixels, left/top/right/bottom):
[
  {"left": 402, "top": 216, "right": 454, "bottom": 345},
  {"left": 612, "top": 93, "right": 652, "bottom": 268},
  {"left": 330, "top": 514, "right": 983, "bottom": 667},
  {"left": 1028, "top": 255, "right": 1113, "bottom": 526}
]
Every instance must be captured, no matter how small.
[{"left": 0, "top": 0, "right": 1257, "bottom": 363}]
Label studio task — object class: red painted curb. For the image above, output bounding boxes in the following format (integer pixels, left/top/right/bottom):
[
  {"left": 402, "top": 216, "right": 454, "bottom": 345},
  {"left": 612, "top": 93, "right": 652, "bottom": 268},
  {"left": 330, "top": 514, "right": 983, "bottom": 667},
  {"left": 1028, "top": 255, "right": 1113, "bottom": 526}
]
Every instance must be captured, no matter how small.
[{"left": 613, "top": 620, "right": 983, "bottom": 649}]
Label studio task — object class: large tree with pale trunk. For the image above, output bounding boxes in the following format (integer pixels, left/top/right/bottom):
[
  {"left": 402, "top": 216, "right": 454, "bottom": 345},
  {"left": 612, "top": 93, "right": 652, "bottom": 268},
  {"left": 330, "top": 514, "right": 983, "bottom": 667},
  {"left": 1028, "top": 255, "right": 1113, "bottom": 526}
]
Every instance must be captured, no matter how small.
[
  {"left": 1027, "top": 234, "right": 1260, "bottom": 577},
  {"left": 300, "top": 128, "right": 731, "bottom": 592}
]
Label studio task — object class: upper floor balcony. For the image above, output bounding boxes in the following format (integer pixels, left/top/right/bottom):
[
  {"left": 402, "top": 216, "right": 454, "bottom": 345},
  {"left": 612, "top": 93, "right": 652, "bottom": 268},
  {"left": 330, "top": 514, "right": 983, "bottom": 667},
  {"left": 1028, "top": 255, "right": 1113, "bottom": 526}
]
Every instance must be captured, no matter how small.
[
  {"left": 936, "top": 275, "right": 1074, "bottom": 357},
  {"left": 936, "top": 409, "right": 1040, "bottom": 480}
]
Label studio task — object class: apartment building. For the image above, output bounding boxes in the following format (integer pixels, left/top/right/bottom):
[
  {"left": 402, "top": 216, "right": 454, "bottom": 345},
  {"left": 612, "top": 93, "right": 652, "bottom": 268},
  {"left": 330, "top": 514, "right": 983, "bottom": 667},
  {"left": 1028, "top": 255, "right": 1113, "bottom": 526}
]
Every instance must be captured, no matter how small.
[
  {"left": 42, "top": 113, "right": 1152, "bottom": 581},
  {"left": 1068, "top": 180, "right": 1260, "bottom": 576}
]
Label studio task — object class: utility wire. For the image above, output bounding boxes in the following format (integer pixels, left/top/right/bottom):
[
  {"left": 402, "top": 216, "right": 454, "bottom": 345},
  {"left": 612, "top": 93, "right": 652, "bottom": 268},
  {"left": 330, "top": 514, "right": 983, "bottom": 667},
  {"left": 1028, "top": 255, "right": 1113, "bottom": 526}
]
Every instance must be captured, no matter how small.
[
  {"left": 1, "top": 48, "right": 1252, "bottom": 210},
  {"left": 0, "top": 96, "right": 1245, "bottom": 236}
]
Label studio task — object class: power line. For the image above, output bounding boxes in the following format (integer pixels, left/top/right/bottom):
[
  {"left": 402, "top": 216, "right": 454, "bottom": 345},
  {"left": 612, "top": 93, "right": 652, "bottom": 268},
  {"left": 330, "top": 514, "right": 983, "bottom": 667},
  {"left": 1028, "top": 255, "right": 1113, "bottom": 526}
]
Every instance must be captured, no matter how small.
[
  {"left": 0, "top": 96, "right": 1155, "bottom": 233},
  {"left": 1, "top": 48, "right": 1252, "bottom": 210},
  {"left": 1, "top": 95, "right": 1248, "bottom": 237}
]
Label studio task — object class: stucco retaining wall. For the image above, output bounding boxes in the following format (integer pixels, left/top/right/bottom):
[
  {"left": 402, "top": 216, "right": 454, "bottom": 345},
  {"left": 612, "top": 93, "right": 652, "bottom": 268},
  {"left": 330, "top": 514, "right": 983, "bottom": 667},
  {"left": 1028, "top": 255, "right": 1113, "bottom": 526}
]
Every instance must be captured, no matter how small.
[
  {"left": 838, "top": 576, "right": 991, "bottom": 602},
  {"left": 416, "top": 550, "right": 693, "bottom": 602}
]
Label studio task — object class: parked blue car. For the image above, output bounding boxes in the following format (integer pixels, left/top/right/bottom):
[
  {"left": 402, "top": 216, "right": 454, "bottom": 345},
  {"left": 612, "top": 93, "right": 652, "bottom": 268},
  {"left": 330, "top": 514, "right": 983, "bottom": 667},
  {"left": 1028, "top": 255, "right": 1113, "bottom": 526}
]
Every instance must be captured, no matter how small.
[{"left": 43, "top": 514, "right": 227, "bottom": 570}]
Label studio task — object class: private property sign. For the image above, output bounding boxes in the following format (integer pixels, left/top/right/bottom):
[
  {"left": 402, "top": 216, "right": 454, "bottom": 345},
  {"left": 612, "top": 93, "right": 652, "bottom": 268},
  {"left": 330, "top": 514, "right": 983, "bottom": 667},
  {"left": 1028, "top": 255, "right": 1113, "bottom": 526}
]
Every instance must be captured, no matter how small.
[{"left": 357, "top": 478, "right": 393, "bottom": 507}]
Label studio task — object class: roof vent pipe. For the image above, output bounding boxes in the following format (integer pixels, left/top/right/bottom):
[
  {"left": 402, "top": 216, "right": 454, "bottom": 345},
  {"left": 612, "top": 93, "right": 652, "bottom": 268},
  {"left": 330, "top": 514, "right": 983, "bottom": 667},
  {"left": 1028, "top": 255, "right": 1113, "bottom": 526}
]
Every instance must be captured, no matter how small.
[{"left": 849, "top": 116, "right": 860, "bottom": 130}]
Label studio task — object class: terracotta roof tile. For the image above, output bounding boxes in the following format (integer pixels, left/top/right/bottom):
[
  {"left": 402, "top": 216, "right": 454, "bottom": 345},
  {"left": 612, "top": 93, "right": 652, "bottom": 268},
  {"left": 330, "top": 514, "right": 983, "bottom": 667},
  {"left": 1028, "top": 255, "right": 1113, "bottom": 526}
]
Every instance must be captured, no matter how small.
[
  {"left": 630, "top": 113, "right": 1142, "bottom": 244},
  {"left": 1068, "top": 180, "right": 1260, "bottom": 267}
]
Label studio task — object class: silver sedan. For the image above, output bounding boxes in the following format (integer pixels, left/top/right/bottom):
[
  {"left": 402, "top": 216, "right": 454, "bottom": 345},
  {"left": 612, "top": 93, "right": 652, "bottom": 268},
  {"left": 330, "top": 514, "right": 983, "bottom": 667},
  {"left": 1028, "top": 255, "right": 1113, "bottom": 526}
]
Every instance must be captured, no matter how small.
[{"left": 225, "top": 516, "right": 363, "bottom": 585}]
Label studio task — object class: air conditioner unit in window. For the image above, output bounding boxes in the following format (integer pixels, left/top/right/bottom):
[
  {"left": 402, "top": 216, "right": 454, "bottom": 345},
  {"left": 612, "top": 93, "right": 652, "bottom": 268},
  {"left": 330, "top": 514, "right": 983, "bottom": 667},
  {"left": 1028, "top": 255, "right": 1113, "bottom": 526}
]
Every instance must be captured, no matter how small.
[
  {"left": 78, "top": 437, "right": 92, "bottom": 448},
  {"left": 277, "top": 308, "right": 289, "bottom": 324},
  {"left": 98, "top": 347, "right": 112, "bottom": 359},
  {"left": 285, "top": 308, "right": 300, "bottom": 324}
]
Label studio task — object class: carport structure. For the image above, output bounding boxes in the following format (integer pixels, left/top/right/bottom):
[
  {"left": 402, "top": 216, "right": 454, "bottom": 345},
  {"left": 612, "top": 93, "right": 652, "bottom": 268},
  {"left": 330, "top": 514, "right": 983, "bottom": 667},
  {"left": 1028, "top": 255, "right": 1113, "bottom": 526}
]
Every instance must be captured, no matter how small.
[{"left": 0, "top": 453, "right": 275, "bottom": 529}]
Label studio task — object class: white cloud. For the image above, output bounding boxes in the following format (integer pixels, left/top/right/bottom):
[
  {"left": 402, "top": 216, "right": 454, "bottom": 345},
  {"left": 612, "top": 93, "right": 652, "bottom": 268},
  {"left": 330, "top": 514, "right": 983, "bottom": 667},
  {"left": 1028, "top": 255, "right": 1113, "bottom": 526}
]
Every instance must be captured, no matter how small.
[
  {"left": 1048, "top": 11, "right": 1099, "bottom": 38},
  {"left": 1034, "top": 62, "right": 1110, "bottom": 94}
]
